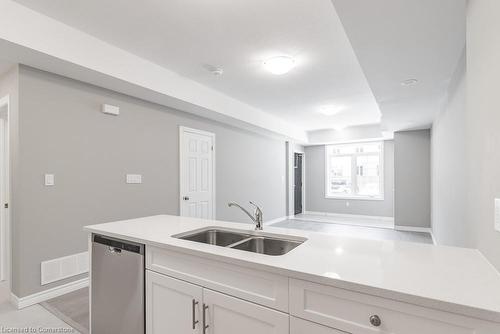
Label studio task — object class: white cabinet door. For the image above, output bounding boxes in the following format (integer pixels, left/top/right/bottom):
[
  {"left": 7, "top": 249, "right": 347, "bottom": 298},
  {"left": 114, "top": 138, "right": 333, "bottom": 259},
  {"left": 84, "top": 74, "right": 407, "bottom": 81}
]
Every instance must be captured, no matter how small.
[
  {"left": 203, "top": 289, "right": 289, "bottom": 334},
  {"left": 146, "top": 270, "right": 203, "bottom": 334}
]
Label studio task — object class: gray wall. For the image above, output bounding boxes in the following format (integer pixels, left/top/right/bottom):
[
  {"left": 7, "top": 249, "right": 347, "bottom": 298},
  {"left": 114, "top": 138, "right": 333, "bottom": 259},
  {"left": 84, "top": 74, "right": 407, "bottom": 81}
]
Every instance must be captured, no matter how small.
[
  {"left": 394, "top": 130, "right": 431, "bottom": 228},
  {"left": 13, "top": 66, "right": 287, "bottom": 297},
  {"left": 304, "top": 141, "right": 394, "bottom": 217},
  {"left": 431, "top": 52, "right": 469, "bottom": 246}
]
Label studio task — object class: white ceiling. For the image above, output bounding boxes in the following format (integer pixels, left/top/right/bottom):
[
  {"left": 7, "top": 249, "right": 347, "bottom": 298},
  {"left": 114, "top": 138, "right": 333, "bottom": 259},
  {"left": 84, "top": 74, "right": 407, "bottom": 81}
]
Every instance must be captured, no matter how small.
[
  {"left": 13, "top": 0, "right": 381, "bottom": 132},
  {"left": 332, "top": 0, "right": 466, "bottom": 132},
  {"left": 11, "top": 0, "right": 465, "bottom": 136}
]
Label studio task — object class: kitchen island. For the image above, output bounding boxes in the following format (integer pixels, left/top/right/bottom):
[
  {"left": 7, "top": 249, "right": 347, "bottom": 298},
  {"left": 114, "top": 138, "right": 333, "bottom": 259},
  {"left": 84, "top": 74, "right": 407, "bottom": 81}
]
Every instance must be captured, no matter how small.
[{"left": 85, "top": 214, "right": 500, "bottom": 333}]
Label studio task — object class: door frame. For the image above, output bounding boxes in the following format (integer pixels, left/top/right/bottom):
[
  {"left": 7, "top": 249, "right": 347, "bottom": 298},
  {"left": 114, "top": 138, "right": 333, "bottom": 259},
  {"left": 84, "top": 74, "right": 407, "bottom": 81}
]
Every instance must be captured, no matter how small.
[
  {"left": 178, "top": 126, "right": 216, "bottom": 219},
  {"left": 0, "top": 95, "right": 10, "bottom": 283},
  {"left": 293, "top": 150, "right": 305, "bottom": 215}
]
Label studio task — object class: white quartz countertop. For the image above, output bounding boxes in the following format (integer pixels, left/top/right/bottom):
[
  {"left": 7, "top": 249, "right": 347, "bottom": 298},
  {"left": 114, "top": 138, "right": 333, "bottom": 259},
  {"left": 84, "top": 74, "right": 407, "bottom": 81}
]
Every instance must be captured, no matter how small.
[{"left": 84, "top": 215, "right": 500, "bottom": 322}]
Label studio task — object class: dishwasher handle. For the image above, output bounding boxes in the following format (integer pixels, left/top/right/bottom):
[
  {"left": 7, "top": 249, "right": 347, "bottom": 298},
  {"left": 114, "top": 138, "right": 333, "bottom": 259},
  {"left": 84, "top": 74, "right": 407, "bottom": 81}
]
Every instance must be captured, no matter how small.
[
  {"left": 108, "top": 246, "right": 122, "bottom": 254},
  {"left": 93, "top": 234, "right": 144, "bottom": 255}
]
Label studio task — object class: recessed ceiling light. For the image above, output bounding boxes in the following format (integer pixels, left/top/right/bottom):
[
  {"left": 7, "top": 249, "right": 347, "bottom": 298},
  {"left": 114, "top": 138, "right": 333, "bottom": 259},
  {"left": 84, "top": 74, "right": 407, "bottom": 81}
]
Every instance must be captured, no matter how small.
[
  {"left": 401, "top": 78, "right": 418, "bottom": 86},
  {"left": 263, "top": 56, "right": 296, "bottom": 75},
  {"left": 318, "top": 105, "right": 344, "bottom": 116}
]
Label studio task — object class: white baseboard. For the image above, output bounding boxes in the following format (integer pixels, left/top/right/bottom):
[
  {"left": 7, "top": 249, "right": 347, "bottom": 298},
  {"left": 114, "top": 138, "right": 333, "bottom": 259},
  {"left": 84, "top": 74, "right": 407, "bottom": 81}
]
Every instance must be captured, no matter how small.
[
  {"left": 11, "top": 277, "right": 89, "bottom": 309},
  {"left": 395, "top": 226, "right": 436, "bottom": 245},
  {"left": 394, "top": 225, "right": 431, "bottom": 233},
  {"left": 303, "top": 211, "right": 394, "bottom": 223},
  {"left": 264, "top": 216, "right": 288, "bottom": 226},
  {"left": 430, "top": 233, "right": 437, "bottom": 245}
]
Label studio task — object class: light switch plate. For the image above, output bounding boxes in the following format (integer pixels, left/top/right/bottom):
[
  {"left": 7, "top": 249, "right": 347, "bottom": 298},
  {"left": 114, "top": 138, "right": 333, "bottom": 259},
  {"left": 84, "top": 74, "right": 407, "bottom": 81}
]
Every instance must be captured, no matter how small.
[
  {"left": 44, "top": 174, "right": 55, "bottom": 186},
  {"left": 495, "top": 198, "right": 500, "bottom": 232},
  {"left": 126, "top": 174, "right": 142, "bottom": 184}
]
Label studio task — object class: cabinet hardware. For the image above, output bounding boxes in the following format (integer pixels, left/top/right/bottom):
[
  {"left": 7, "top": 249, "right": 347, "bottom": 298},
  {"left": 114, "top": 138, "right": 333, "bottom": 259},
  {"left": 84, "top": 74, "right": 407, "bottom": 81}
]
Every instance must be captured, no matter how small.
[
  {"left": 183, "top": 196, "right": 190, "bottom": 201},
  {"left": 192, "top": 299, "right": 199, "bottom": 329},
  {"left": 202, "top": 304, "right": 209, "bottom": 334},
  {"left": 369, "top": 314, "right": 381, "bottom": 327},
  {"left": 108, "top": 246, "right": 122, "bottom": 254}
]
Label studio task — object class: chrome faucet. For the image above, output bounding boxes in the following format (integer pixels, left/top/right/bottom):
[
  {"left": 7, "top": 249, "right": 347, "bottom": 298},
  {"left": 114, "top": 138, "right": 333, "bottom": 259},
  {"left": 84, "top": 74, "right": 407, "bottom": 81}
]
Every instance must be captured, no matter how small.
[{"left": 228, "top": 201, "right": 263, "bottom": 230}]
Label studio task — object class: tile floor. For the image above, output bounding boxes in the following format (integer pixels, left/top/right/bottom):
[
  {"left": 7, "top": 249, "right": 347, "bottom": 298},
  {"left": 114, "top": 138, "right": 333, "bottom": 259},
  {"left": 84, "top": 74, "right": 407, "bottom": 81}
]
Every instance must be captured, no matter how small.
[
  {"left": 292, "top": 212, "right": 394, "bottom": 229},
  {"left": 271, "top": 217, "right": 433, "bottom": 244}
]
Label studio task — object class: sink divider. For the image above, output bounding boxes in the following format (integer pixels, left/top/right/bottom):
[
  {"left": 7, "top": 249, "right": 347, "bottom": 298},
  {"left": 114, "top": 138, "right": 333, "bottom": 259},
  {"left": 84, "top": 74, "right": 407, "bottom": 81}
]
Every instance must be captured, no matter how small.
[{"left": 226, "top": 236, "right": 254, "bottom": 249}]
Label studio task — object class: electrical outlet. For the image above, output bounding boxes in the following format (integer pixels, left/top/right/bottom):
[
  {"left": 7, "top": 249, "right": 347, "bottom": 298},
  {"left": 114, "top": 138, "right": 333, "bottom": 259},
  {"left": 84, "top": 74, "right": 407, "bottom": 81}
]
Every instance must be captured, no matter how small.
[{"left": 495, "top": 198, "right": 500, "bottom": 232}]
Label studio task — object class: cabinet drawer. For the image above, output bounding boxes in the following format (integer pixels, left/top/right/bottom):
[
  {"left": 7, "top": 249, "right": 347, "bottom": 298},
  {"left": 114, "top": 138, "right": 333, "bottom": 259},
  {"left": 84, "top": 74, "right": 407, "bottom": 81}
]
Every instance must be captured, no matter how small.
[
  {"left": 290, "top": 279, "right": 492, "bottom": 334},
  {"left": 291, "top": 317, "right": 348, "bottom": 334},
  {"left": 146, "top": 246, "right": 288, "bottom": 311}
]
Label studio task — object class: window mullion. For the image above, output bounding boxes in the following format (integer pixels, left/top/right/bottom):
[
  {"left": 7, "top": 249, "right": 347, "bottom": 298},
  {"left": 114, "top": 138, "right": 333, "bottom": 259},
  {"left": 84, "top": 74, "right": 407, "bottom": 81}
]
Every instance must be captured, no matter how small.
[{"left": 351, "top": 153, "right": 357, "bottom": 196}]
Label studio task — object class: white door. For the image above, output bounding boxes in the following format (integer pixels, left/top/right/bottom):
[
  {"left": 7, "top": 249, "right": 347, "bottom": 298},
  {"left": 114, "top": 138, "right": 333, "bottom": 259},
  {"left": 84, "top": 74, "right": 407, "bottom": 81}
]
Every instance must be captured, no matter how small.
[
  {"left": 0, "top": 99, "right": 9, "bottom": 289},
  {"left": 146, "top": 270, "right": 203, "bottom": 334},
  {"left": 202, "top": 289, "right": 289, "bottom": 334},
  {"left": 179, "top": 127, "right": 215, "bottom": 219}
]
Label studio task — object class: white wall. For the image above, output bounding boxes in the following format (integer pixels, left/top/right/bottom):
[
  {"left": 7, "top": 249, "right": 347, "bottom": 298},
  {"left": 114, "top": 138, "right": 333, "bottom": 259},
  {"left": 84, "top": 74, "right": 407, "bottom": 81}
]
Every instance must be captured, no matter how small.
[
  {"left": 431, "top": 51, "right": 469, "bottom": 246},
  {"left": 464, "top": 0, "right": 500, "bottom": 270},
  {"left": 307, "top": 124, "right": 387, "bottom": 144},
  {"left": 431, "top": 0, "right": 500, "bottom": 272}
]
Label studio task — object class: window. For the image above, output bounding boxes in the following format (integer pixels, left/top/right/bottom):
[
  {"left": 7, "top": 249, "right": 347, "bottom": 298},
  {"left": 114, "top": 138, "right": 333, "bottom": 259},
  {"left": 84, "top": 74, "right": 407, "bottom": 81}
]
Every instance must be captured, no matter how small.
[{"left": 325, "top": 141, "right": 384, "bottom": 200}]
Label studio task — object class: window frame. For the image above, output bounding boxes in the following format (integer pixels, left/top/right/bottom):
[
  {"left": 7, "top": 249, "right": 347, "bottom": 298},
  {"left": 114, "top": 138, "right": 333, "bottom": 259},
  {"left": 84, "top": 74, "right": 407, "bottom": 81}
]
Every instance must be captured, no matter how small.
[{"left": 324, "top": 141, "right": 385, "bottom": 201}]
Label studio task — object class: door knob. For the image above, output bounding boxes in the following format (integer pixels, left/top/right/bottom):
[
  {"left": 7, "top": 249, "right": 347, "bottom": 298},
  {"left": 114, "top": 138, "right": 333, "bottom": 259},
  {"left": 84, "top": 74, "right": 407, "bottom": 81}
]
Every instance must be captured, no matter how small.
[{"left": 183, "top": 196, "right": 190, "bottom": 201}]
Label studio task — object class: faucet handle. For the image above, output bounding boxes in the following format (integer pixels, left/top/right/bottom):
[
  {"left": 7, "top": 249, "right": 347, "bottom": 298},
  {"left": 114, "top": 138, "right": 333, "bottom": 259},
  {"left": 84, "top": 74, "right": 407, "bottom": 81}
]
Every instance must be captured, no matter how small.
[
  {"left": 249, "top": 201, "right": 263, "bottom": 217},
  {"left": 249, "top": 201, "right": 261, "bottom": 210},
  {"left": 249, "top": 201, "right": 263, "bottom": 230}
]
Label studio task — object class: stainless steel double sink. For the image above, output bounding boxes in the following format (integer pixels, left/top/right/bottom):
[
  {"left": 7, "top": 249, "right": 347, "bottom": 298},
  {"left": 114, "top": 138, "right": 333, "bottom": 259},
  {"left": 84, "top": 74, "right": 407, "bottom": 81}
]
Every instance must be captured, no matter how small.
[{"left": 173, "top": 227, "right": 306, "bottom": 256}]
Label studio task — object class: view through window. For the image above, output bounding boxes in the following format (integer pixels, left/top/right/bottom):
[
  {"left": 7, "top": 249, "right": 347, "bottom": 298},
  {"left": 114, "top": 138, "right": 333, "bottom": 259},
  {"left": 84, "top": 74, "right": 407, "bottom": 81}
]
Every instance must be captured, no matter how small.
[{"left": 325, "top": 141, "right": 384, "bottom": 199}]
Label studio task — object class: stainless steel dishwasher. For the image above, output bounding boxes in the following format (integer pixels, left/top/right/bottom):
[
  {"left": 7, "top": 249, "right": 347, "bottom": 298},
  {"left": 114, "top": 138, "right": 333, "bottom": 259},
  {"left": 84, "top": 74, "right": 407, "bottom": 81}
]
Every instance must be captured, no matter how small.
[{"left": 91, "top": 234, "right": 145, "bottom": 334}]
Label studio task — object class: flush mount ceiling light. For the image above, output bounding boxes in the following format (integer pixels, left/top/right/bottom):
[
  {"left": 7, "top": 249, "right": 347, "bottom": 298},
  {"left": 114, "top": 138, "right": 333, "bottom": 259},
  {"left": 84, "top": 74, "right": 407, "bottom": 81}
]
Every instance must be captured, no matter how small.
[
  {"left": 401, "top": 78, "right": 418, "bottom": 86},
  {"left": 318, "top": 105, "right": 345, "bottom": 116},
  {"left": 262, "top": 56, "right": 296, "bottom": 75}
]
